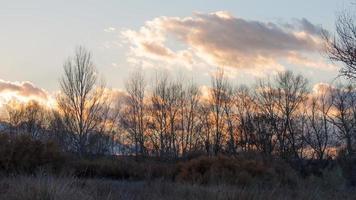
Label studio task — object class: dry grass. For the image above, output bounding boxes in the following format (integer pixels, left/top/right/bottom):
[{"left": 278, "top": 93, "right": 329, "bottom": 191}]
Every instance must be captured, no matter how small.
[{"left": 0, "top": 171, "right": 354, "bottom": 200}]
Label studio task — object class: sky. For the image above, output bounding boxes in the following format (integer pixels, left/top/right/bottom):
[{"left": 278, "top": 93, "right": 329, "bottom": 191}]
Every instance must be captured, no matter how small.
[{"left": 0, "top": 0, "right": 354, "bottom": 106}]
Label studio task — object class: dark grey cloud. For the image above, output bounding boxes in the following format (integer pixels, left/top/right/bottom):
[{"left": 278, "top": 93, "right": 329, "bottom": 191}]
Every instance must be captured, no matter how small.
[{"left": 283, "top": 18, "right": 324, "bottom": 35}]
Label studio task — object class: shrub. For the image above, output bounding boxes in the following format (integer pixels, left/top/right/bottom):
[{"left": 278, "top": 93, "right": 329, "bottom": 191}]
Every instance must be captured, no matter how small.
[
  {"left": 0, "top": 134, "right": 64, "bottom": 174},
  {"left": 69, "top": 156, "right": 178, "bottom": 181},
  {"left": 336, "top": 149, "right": 356, "bottom": 186},
  {"left": 176, "top": 154, "right": 298, "bottom": 186}
]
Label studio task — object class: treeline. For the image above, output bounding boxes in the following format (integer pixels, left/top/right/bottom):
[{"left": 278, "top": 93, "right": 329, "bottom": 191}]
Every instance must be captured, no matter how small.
[
  {"left": 121, "top": 69, "right": 356, "bottom": 161},
  {"left": 1, "top": 47, "right": 355, "bottom": 163}
]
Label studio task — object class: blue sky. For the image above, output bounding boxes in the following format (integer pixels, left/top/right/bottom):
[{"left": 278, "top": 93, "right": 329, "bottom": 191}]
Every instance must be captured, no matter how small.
[{"left": 0, "top": 0, "right": 352, "bottom": 101}]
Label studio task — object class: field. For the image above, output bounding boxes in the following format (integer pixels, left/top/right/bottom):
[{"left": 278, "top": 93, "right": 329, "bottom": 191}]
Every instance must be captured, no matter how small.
[{"left": 0, "top": 172, "right": 354, "bottom": 200}]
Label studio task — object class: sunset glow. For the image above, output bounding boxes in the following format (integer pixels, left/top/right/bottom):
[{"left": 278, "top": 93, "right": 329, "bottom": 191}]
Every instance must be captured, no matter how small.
[{"left": 0, "top": 1, "right": 355, "bottom": 199}]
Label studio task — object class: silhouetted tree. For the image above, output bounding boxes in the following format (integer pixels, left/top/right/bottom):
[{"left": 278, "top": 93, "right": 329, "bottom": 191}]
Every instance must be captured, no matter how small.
[
  {"left": 122, "top": 70, "right": 147, "bottom": 157},
  {"left": 304, "top": 94, "right": 333, "bottom": 160},
  {"left": 324, "top": 11, "right": 356, "bottom": 80},
  {"left": 210, "top": 69, "right": 229, "bottom": 155},
  {"left": 57, "top": 46, "right": 112, "bottom": 156},
  {"left": 5, "top": 100, "right": 47, "bottom": 138},
  {"left": 329, "top": 84, "right": 356, "bottom": 156}
]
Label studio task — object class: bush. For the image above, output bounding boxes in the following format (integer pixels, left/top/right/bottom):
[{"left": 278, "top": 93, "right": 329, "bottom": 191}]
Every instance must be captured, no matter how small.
[
  {"left": 69, "top": 156, "right": 178, "bottom": 181},
  {"left": 336, "top": 149, "right": 356, "bottom": 186},
  {"left": 0, "top": 134, "right": 64, "bottom": 173},
  {"left": 0, "top": 135, "right": 336, "bottom": 189},
  {"left": 21, "top": 152, "right": 298, "bottom": 186},
  {"left": 176, "top": 154, "right": 298, "bottom": 186}
]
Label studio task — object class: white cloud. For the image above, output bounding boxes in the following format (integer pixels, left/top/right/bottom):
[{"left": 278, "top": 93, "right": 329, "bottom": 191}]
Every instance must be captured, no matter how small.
[{"left": 104, "top": 27, "right": 116, "bottom": 33}]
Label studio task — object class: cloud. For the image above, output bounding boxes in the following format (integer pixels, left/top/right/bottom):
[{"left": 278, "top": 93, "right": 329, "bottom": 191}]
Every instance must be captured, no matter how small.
[
  {"left": 141, "top": 42, "right": 175, "bottom": 59},
  {"left": 102, "top": 88, "right": 128, "bottom": 105},
  {"left": 122, "top": 11, "right": 332, "bottom": 75},
  {"left": 0, "top": 80, "right": 52, "bottom": 108},
  {"left": 0, "top": 80, "right": 48, "bottom": 100},
  {"left": 312, "top": 83, "right": 334, "bottom": 95},
  {"left": 286, "top": 52, "right": 336, "bottom": 70},
  {"left": 282, "top": 18, "right": 324, "bottom": 35},
  {"left": 312, "top": 82, "right": 356, "bottom": 97},
  {"left": 310, "top": 83, "right": 356, "bottom": 117},
  {"left": 104, "top": 27, "right": 116, "bottom": 33}
]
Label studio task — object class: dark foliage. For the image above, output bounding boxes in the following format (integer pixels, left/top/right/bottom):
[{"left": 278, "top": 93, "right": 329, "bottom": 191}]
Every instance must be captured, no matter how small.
[{"left": 0, "top": 134, "right": 64, "bottom": 173}]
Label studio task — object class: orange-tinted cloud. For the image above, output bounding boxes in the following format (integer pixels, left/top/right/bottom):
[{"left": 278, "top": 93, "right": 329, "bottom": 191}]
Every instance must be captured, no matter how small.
[
  {"left": 0, "top": 80, "right": 51, "bottom": 108},
  {"left": 312, "top": 82, "right": 335, "bottom": 95},
  {"left": 0, "top": 80, "right": 48, "bottom": 100},
  {"left": 122, "top": 11, "right": 332, "bottom": 75}
]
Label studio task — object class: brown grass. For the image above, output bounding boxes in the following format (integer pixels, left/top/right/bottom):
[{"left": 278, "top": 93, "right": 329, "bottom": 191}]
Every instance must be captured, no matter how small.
[{"left": 0, "top": 171, "right": 353, "bottom": 200}]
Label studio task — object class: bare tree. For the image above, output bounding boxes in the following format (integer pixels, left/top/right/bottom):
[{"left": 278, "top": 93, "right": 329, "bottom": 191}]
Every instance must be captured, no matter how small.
[
  {"left": 178, "top": 82, "right": 198, "bottom": 155},
  {"left": 166, "top": 80, "right": 184, "bottom": 158},
  {"left": 22, "top": 101, "right": 47, "bottom": 139},
  {"left": 5, "top": 100, "right": 47, "bottom": 138},
  {"left": 88, "top": 95, "right": 119, "bottom": 155},
  {"left": 122, "top": 71, "right": 147, "bottom": 157},
  {"left": 234, "top": 86, "right": 255, "bottom": 152},
  {"left": 236, "top": 86, "right": 275, "bottom": 154},
  {"left": 324, "top": 11, "right": 356, "bottom": 80},
  {"left": 304, "top": 93, "right": 333, "bottom": 160},
  {"left": 254, "top": 71, "right": 308, "bottom": 159},
  {"left": 222, "top": 83, "right": 236, "bottom": 154},
  {"left": 198, "top": 102, "right": 213, "bottom": 155},
  {"left": 210, "top": 69, "right": 229, "bottom": 155},
  {"left": 254, "top": 78, "right": 283, "bottom": 156},
  {"left": 148, "top": 74, "right": 170, "bottom": 157},
  {"left": 274, "top": 71, "right": 308, "bottom": 159},
  {"left": 49, "top": 110, "right": 73, "bottom": 152},
  {"left": 329, "top": 84, "right": 356, "bottom": 156},
  {"left": 5, "top": 100, "right": 25, "bottom": 134},
  {"left": 57, "top": 46, "right": 111, "bottom": 156}
]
